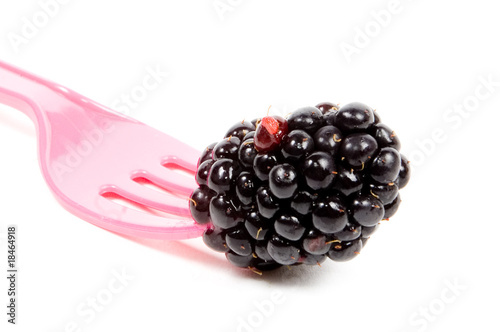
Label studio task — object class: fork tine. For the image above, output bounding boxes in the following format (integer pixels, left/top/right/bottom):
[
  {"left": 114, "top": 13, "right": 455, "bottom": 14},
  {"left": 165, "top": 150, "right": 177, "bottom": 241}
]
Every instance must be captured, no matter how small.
[
  {"left": 134, "top": 166, "right": 197, "bottom": 197},
  {"left": 100, "top": 183, "right": 191, "bottom": 217},
  {"left": 92, "top": 196, "right": 205, "bottom": 240},
  {"left": 162, "top": 146, "right": 201, "bottom": 173}
]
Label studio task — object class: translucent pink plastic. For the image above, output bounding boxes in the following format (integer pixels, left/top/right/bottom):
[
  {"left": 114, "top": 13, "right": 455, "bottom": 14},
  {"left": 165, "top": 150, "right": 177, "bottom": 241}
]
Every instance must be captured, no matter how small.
[{"left": 0, "top": 60, "right": 206, "bottom": 240}]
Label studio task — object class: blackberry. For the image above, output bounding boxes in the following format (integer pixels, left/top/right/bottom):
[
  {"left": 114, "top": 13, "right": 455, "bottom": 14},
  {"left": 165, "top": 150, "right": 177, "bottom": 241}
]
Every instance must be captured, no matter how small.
[
  {"left": 287, "top": 106, "right": 324, "bottom": 134},
  {"left": 203, "top": 225, "right": 228, "bottom": 252},
  {"left": 334, "top": 166, "right": 364, "bottom": 196},
  {"left": 189, "top": 185, "right": 215, "bottom": 225},
  {"left": 313, "top": 125, "right": 343, "bottom": 155},
  {"left": 268, "top": 164, "right": 299, "bottom": 199},
  {"left": 253, "top": 152, "right": 280, "bottom": 181},
  {"left": 267, "top": 234, "right": 301, "bottom": 266},
  {"left": 340, "top": 133, "right": 378, "bottom": 168},
  {"left": 256, "top": 186, "right": 280, "bottom": 219},
  {"left": 300, "top": 252, "right": 328, "bottom": 266},
  {"left": 235, "top": 171, "right": 258, "bottom": 205},
  {"left": 350, "top": 193, "right": 385, "bottom": 227},
  {"left": 369, "top": 147, "right": 401, "bottom": 184},
  {"left": 238, "top": 139, "right": 258, "bottom": 168},
  {"left": 327, "top": 238, "right": 363, "bottom": 262},
  {"left": 334, "top": 102, "right": 375, "bottom": 133},
  {"left": 281, "top": 130, "right": 314, "bottom": 160},
  {"left": 208, "top": 159, "right": 240, "bottom": 194},
  {"left": 213, "top": 136, "right": 241, "bottom": 160},
  {"left": 244, "top": 210, "right": 271, "bottom": 240},
  {"left": 301, "top": 228, "right": 331, "bottom": 255},
  {"left": 191, "top": 102, "right": 410, "bottom": 273},
  {"left": 224, "top": 121, "right": 255, "bottom": 140},
  {"left": 274, "top": 213, "right": 305, "bottom": 241},
  {"left": 209, "top": 193, "right": 242, "bottom": 229},
  {"left": 226, "top": 227, "right": 253, "bottom": 256},
  {"left": 301, "top": 152, "right": 337, "bottom": 191},
  {"left": 291, "top": 191, "right": 315, "bottom": 216},
  {"left": 312, "top": 195, "right": 348, "bottom": 233},
  {"left": 195, "top": 159, "right": 213, "bottom": 186},
  {"left": 334, "top": 221, "right": 362, "bottom": 241}
]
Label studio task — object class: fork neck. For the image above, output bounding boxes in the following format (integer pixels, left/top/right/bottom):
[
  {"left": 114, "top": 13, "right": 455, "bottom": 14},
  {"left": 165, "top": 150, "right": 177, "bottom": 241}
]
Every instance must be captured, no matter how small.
[{"left": 0, "top": 60, "right": 56, "bottom": 125}]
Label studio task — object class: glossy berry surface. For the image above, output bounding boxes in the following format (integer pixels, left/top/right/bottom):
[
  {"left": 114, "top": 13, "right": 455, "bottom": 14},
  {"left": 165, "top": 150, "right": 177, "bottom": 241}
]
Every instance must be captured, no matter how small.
[
  {"left": 334, "top": 102, "right": 375, "bottom": 133},
  {"left": 268, "top": 163, "right": 299, "bottom": 199},
  {"left": 369, "top": 147, "right": 401, "bottom": 184},
  {"left": 192, "top": 101, "right": 410, "bottom": 273},
  {"left": 301, "top": 152, "right": 337, "bottom": 191},
  {"left": 213, "top": 136, "right": 241, "bottom": 160},
  {"left": 254, "top": 116, "right": 288, "bottom": 153},
  {"left": 281, "top": 130, "right": 314, "bottom": 160},
  {"left": 287, "top": 106, "right": 323, "bottom": 134},
  {"left": 340, "top": 133, "right": 378, "bottom": 168}
]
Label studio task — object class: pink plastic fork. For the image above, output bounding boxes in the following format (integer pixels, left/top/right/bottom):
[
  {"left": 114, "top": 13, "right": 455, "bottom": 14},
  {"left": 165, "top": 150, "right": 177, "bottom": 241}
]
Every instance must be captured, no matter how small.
[{"left": 0, "top": 60, "right": 207, "bottom": 240}]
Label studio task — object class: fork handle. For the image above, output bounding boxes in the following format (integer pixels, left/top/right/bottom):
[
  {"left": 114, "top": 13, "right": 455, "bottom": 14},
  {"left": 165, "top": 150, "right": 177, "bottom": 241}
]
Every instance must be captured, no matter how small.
[{"left": 0, "top": 60, "right": 55, "bottom": 125}]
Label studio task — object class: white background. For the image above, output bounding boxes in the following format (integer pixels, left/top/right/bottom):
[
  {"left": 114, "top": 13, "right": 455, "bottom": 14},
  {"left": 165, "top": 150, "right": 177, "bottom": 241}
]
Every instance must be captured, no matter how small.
[{"left": 1, "top": 1, "right": 499, "bottom": 331}]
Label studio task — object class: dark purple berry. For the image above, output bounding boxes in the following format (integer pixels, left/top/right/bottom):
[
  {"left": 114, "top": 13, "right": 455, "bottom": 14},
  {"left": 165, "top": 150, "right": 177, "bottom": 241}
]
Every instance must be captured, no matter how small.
[
  {"left": 267, "top": 235, "right": 301, "bottom": 265},
  {"left": 274, "top": 214, "right": 305, "bottom": 241},
  {"left": 369, "top": 147, "right": 401, "bottom": 184},
  {"left": 291, "top": 191, "right": 315, "bottom": 216},
  {"left": 334, "top": 221, "right": 362, "bottom": 241},
  {"left": 396, "top": 155, "right": 411, "bottom": 189},
  {"left": 198, "top": 142, "right": 216, "bottom": 166},
  {"left": 313, "top": 125, "right": 343, "bottom": 155},
  {"left": 196, "top": 159, "right": 213, "bottom": 186},
  {"left": 213, "top": 136, "right": 241, "bottom": 160},
  {"left": 253, "top": 152, "right": 280, "bottom": 181},
  {"left": 361, "top": 224, "right": 379, "bottom": 238},
  {"left": 312, "top": 196, "right": 348, "bottom": 233},
  {"left": 301, "top": 152, "right": 337, "bottom": 191},
  {"left": 383, "top": 194, "right": 401, "bottom": 219},
  {"left": 319, "top": 103, "right": 340, "bottom": 126},
  {"left": 371, "top": 123, "right": 401, "bottom": 151},
  {"left": 209, "top": 193, "right": 242, "bottom": 229},
  {"left": 301, "top": 229, "right": 331, "bottom": 255},
  {"left": 226, "top": 227, "right": 253, "bottom": 256},
  {"left": 368, "top": 182, "right": 399, "bottom": 205},
  {"left": 244, "top": 210, "right": 271, "bottom": 240},
  {"left": 333, "top": 166, "right": 364, "bottom": 196},
  {"left": 238, "top": 139, "right": 258, "bottom": 168},
  {"left": 281, "top": 130, "right": 314, "bottom": 160},
  {"left": 203, "top": 226, "right": 228, "bottom": 252},
  {"left": 256, "top": 186, "right": 279, "bottom": 219},
  {"left": 254, "top": 260, "right": 282, "bottom": 271},
  {"left": 254, "top": 241, "right": 274, "bottom": 261},
  {"left": 340, "top": 133, "right": 378, "bottom": 168},
  {"left": 300, "top": 253, "right": 327, "bottom": 266},
  {"left": 316, "top": 102, "right": 339, "bottom": 115},
  {"left": 235, "top": 171, "right": 258, "bottom": 205},
  {"left": 350, "top": 194, "right": 384, "bottom": 227},
  {"left": 226, "top": 251, "right": 254, "bottom": 268},
  {"left": 334, "top": 102, "right": 374, "bottom": 132},
  {"left": 208, "top": 158, "right": 240, "bottom": 194},
  {"left": 243, "top": 131, "right": 255, "bottom": 141},
  {"left": 189, "top": 185, "right": 215, "bottom": 224},
  {"left": 224, "top": 121, "right": 255, "bottom": 140},
  {"left": 251, "top": 118, "right": 261, "bottom": 127},
  {"left": 327, "top": 238, "right": 362, "bottom": 262},
  {"left": 287, "top": 106, "right": 324, "bottom": 134},
  {"left": 269, "top": 164, "right": 299, "bottom": 199}
]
